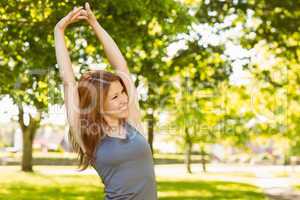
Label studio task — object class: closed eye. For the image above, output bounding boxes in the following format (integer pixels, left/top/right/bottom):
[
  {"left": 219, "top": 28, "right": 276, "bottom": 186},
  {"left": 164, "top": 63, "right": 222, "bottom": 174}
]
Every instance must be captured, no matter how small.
[{"left": 112, "top": 89, "right": 125, "bottom": 100}]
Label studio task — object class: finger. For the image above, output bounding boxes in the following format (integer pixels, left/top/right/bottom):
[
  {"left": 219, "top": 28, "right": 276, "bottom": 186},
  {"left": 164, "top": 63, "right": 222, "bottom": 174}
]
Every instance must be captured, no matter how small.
[
  {"left": 70, "top": 10, "right": 84, "bottom": 22},
  {"left": 78, "top": 16, "right": 88, "bottom": 20},
  {"left": 73, "top": 15, "right": 89, "bottom": 23},
  {"left": 70, "top": 6, "right": 82, "bottom": 14},
  {"left": 85, "top": 2, "right": 92, "bottom": 13},
  {"left": 72, "top": 6, "right": 83, "bottom": 16},
  {"left": 68, "top": 9, "right": 84, "bottom": 22},
  {"left": 80, "top": 10, "right": 88, "bottom": 16},
  {"left": 68, "top": 6, "right": 83, "bottom": 18},
  {"left": 66, "top": 8, "right": 81, "bottom": 21}
]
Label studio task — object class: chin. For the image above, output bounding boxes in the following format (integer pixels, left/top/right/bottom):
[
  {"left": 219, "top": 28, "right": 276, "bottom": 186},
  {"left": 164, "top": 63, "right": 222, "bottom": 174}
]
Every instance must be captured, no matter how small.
[
  {"left": 121, "top": 111, "right": 129, "bottom": 118},
  {"left": 120, "top": 110, "right": 129, "bottom": 118},
  {"left": 110, "top": 109, "right": 128, "bottom": 119}
]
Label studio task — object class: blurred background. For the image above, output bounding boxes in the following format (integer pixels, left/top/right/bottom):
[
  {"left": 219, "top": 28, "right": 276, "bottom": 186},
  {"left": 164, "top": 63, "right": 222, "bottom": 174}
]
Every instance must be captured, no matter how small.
[{"left": 0, "top": 0, "right": 300, "bottom": 199}]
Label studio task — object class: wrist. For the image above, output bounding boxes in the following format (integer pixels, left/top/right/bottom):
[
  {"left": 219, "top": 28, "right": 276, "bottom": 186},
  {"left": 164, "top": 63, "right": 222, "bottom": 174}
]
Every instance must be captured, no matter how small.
[
  {"left": 54, "top": 25, "right": 66, "bottom": 33},
  {"left": 89, "top": 20, "right": 99, "bottom": 29}
]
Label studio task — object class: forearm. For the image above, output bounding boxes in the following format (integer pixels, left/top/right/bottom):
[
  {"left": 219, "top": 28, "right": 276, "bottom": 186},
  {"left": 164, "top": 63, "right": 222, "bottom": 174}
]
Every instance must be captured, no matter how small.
[
  {"left": 54, "top": 27, "right": 76, "bottom": 84},
  {"left": 90, "top": 21, "right": 128, "bottom": 70},
  {"left": 54, "top": 28, "right": 86, "bottom": 153}
]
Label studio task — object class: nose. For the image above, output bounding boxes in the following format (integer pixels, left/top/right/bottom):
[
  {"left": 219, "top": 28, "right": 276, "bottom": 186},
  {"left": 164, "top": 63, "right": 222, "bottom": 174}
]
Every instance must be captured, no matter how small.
[
  {"left": 121, "top": 100, "right": 128, "bottom": 106},
  {"left": 120, "top": 95, "right": 128, "bottom": 106}
]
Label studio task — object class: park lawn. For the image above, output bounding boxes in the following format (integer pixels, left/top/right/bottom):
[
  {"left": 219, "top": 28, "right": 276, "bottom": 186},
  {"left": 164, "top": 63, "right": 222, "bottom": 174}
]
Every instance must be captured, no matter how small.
[
  {"left": 156, "top": 177, "right": 267, "bottom": 200},
  {"left": 0, "top": 166, "right": 267, "bottom": 200},
  {"left": 274, "top": 170, "right": 300, "bottom": 178}
]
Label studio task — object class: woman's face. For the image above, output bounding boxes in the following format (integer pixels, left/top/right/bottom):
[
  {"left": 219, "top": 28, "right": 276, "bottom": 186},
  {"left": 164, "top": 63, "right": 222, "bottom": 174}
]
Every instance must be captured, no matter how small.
[{"left": 103, "top": 80, "right": 129, "bottom": 119}]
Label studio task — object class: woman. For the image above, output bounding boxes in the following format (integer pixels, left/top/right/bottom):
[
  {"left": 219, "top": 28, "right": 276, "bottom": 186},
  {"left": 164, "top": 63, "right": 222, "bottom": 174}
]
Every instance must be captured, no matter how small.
[{"left": 54, "top": 3, "right": 157, "bottom": 200}]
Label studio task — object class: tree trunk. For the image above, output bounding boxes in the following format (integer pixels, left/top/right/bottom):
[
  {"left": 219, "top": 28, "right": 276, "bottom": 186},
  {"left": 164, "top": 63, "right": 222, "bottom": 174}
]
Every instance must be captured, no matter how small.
[
  {"left": 17, "top": 103, "right": 41, "bottom": 172},
  {"left": 185, "top": 140, "right": 192, "bottom": 174},
  {"left": 22, "top": 130, "right": 34, "bottom": 172},
  {"left": 184, "top": 126, "right": 192, "bottom": 174},
  {"left": 200, "top": 146, "right": 207, "bottom": 173},
  {"left": 147, "top": 112, "right": 154, "bottom": 155}
]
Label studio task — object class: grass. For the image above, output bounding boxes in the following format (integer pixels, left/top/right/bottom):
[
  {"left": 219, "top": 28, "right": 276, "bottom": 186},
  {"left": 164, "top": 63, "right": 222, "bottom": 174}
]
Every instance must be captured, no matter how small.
[
  {"left": 157, "top": 179, "right": 266, "bottom": 200},
  {"left": 0, "top": 166, "right": 267, "bottom": 200},
  {"left": 274, "top": 171, "right": 300, "bottom": 178},
  {"left": 0, "top": 173, "right": 103, "bottom": 200}
]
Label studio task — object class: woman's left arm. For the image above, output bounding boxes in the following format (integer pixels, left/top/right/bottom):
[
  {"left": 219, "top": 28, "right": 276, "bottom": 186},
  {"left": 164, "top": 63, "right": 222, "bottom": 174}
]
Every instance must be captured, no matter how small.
[{"left": 83, "top": 3, "right": 145, "bottom": 136}]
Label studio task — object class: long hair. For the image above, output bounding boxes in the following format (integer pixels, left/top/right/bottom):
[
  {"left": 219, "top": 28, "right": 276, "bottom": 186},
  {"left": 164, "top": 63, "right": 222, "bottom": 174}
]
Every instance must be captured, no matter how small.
[{"left": 68, "top": 69, "right": 128, "bottom": 171}]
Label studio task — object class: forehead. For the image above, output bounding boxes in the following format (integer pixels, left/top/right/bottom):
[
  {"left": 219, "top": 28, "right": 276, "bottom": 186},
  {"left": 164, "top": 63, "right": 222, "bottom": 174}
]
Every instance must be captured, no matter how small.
[{"left": 107, "top": 80, "right": 123, "bottom": 95}]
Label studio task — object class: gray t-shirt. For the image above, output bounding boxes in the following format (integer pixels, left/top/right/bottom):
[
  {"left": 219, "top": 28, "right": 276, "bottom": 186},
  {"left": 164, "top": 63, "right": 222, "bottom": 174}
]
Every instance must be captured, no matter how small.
[{"left": 93, "top": 121, "right": 158, "bottom": 200}]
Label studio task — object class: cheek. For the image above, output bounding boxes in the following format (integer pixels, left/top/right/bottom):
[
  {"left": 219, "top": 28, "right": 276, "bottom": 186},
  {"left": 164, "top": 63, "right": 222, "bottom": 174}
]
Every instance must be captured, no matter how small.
[{"left": 105, "top": 100, "right": 119, "bottom": 111}]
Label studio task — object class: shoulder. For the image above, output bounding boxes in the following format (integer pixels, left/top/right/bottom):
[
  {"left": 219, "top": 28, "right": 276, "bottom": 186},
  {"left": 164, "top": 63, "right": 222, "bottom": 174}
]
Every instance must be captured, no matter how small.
[{"left": 125, "top": 119, "right": 147, "bottom": 139}]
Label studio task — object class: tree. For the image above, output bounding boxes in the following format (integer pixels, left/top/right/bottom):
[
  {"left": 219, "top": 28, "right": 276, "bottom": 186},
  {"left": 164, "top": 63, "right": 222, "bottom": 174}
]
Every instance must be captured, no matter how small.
[
  {"left": 0, "top": 0, "right": 60, "bottom": 171},
  {"left": 193, "top": 0, "right": 300, "bottom": 159},
  {"left": 165, "top": 35, "right": 232, "bottom": 172},
  {"left": 0, "top": 0, "right": 192, "bottom": 171}
]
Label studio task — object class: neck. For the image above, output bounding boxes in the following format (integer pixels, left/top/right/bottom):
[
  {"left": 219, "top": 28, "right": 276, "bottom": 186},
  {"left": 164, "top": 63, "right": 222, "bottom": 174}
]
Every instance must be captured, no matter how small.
[
  {"left": 104, "top": 116, "right": 124, "bottom": 137},
  {"left": 104, "top": 116, "right": 120, "bottom": 127},
  {"left": 103, "top": 115, "right": 123, "bottom": 134}
]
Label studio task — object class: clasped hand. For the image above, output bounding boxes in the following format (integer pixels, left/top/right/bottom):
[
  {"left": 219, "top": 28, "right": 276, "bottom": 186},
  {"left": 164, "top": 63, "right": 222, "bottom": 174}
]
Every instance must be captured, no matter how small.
[{"left": 55, "top": 2, "right": 97, "bottom": 31}]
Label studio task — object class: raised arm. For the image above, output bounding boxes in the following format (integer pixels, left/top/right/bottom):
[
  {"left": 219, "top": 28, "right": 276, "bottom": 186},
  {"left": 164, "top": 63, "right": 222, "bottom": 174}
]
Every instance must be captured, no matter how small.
[
  {"left": 54, "top": 6, "right": 88, "bottom": 153},
  {"left": 83, "top": 3, "right": 145, "bottom": 136}
]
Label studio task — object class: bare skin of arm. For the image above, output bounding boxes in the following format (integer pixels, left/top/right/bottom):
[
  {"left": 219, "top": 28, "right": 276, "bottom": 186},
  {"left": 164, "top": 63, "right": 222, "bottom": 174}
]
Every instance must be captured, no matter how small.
[
  {"left": 54, "top": 6, "right": 88, "bottom": 153},
  {"left": 82, "top": 3, "right": 145, "bottom": 136}
]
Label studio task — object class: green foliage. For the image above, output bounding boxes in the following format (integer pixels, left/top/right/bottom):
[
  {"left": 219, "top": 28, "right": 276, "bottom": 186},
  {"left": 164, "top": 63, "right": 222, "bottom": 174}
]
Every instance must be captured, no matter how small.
[
  {"left": 0, "top": 0, "right": 192, "bottom": 110},
  {"left": 178, "top": 0, "right": 300, "bottom": 153}
]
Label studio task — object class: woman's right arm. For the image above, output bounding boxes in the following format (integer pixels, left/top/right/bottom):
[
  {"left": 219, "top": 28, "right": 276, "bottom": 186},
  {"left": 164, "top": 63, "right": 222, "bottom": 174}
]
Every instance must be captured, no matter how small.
[{"left": 54, "top": 7, "right": 87, "bottom": 153}]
